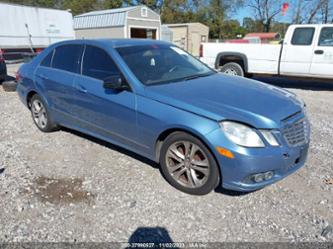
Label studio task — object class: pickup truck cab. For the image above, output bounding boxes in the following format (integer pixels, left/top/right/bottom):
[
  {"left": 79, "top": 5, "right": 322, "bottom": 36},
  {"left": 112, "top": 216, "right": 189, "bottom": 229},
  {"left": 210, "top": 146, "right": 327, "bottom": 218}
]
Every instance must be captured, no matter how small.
[{"left": 200, "top": 24, "right": 333, "bottom": 79}]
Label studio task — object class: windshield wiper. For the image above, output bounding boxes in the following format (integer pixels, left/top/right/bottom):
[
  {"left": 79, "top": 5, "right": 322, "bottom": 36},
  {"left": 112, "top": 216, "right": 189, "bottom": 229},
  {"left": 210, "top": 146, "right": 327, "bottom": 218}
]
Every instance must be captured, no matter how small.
[
  {"left": 183, "top": 72, "right": 215, "bottom": 81},
  {"left": 147, "top": 72, "right": 215, "bottom": 86}
]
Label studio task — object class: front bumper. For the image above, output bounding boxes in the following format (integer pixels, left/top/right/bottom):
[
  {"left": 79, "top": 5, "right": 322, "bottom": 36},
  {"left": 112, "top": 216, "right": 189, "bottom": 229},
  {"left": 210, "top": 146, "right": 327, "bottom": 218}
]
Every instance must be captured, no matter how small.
[{"left": 205, "top": 123, "right": 310, "bottom": 192}]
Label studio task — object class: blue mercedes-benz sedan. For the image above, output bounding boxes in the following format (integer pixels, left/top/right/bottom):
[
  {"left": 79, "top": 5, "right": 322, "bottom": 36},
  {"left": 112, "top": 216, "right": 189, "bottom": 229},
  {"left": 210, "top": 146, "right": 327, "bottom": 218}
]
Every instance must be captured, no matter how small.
[{"left": 16, "top": 39, "right": 310, "bottom": 195}]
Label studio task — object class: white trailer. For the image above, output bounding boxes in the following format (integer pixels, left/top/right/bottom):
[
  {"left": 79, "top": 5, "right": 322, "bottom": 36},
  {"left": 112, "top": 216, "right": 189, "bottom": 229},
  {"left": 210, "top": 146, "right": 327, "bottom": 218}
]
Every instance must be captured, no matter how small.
[{"left": 0, "top": 3, "right": 74, "bottom": 58}]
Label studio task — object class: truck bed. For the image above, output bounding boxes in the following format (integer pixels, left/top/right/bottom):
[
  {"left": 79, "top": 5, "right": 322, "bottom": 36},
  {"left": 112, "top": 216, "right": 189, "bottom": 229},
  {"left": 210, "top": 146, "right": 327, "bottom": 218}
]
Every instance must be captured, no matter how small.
[{"left": 201, "top": 43, "right": 282, "bottom": 74}]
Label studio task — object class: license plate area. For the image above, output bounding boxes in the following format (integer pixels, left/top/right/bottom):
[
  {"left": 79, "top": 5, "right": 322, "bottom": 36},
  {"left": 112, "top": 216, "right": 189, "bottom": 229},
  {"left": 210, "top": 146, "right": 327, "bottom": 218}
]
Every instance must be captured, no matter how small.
[{"left": 284, "top": 146, "right": 307, "bottom": 171}]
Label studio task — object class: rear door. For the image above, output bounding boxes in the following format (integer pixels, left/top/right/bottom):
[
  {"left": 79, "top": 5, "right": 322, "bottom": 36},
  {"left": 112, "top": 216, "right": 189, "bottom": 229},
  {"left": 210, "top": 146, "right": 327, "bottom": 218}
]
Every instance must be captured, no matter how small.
[
  {"left": 73, "top": 45, "right": 138, "bottom": 148},
  {"left": 35, "top": 44, "right": 83, "bottom": 117},
  {"left": 310, "top": 26, "right": 333, "bottom": 78},
  {"left": 280, "top": 26, "right": 316, "bottom": 76}
]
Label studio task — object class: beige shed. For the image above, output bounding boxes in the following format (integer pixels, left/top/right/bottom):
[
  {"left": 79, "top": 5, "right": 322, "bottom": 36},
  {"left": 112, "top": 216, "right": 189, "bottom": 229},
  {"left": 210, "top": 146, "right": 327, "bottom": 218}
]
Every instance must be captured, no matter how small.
[
  {"left": 166, "top": 23, "right": 209, "bottom": 56},
  {"left": 74, "top": 5, "right": 161, "bottom": 40}
]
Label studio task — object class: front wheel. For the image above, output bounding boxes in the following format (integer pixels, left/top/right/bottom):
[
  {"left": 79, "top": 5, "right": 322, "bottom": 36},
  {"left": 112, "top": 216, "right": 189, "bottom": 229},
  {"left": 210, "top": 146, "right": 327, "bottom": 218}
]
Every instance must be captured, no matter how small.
[
  {"left": 160, "top": 132, "right": 220, "bottom": 195},
  {"left": 30, "top": 94, "right": 59, "bottom": 132},
  {"left": 219, "top": 62, "right": 244, "bottom": 77}
]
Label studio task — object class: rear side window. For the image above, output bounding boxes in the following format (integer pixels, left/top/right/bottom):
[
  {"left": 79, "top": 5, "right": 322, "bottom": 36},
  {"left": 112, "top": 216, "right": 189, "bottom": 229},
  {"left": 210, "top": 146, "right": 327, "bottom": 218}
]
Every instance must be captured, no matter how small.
[
  {"left": 82, "top": 45, "right": 121, "bottom": 81},
  {"left": 291, "top": 28, "right": 315, "bottom": 46},
  {"left": 319, "top": 27, "right": 333, "bottom": 46},
  {"left": 40, "top": 50, "right": 54, "bottom": 67},
  {"left": 52, "top": 45, "right": 83, "bottom": 73}
]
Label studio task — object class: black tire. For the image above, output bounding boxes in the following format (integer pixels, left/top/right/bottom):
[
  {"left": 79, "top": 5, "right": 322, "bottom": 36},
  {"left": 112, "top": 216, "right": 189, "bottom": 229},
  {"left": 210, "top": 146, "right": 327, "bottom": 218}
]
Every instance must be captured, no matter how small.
[
  {"left": 219, "top": 62, "right": 244, "bottom": 77},
  {"left": 159, "top": 132, "right": 220, "bottom": 195},
  {"left": 29, "top": 94, "right": 59, "bottom": 132},
  {"left": 245, "top": 73, "right": 254, "bottom": 78},
  {"left": 2, "top": 81, "right": 17, "bottom": 92}
]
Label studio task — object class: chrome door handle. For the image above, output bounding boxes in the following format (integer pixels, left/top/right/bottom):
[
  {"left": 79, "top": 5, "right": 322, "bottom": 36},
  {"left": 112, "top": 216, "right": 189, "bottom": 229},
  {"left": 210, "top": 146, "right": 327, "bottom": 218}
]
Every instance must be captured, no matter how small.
[
  {"left": 77, "top": 85, "right": 87, "bottom": 93},
  {"left": 37, "top": 74, "right": 48, "bottom": 80}
]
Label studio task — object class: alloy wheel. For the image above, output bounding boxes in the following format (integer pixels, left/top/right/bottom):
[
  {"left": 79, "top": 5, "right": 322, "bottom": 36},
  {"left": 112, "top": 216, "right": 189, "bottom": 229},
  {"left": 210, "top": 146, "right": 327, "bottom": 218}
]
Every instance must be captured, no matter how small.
[
  {"left": 31, "top": 99, "right": 48, "bottom": 129},
  {"left": 165, "top": 141, "right": 210, "bottom": 188}
]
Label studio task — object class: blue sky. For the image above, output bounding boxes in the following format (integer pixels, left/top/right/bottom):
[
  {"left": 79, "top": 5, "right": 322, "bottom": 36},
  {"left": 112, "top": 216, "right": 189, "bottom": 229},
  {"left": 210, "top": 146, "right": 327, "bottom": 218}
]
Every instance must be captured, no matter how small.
[{"left": 234, "top": 5, "right": 294, "bottom": 25}]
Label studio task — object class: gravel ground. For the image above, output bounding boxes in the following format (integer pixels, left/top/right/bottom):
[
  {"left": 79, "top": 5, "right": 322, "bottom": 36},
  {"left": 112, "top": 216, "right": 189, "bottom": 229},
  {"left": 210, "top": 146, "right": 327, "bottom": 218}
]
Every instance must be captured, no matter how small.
[{"left": 1, "top": 65, "right": 333, "bottom": 243}]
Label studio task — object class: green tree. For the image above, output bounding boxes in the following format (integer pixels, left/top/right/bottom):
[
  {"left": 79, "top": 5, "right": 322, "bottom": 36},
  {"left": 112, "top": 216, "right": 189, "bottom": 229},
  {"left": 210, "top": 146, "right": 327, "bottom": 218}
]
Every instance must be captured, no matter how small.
[
  {"left": 100, "top": 0, "right": 124, "bottom": 9},
  {"left": 63, "top": 0, "right": 98, "bottom": 15},
  {"left": 271, "top": 22, "right": 289, "bottom": 37},
  {"left": 5, "top": 0, "right": 59, "bottom": 8},
  {"left": 136, "top": 0, "right": 163, "bottom": 12},
  {"left": 161, "top": 0, "right": 194, "bottom": 23},
  {"left": 206, "top": 0, "right": 243, "bottom": 39},
  {"left": 242, "top": 17, "right": 263, "bottom": 33},
  {"left": 221, "top": 19, "right": 246, "bottom": 39}
]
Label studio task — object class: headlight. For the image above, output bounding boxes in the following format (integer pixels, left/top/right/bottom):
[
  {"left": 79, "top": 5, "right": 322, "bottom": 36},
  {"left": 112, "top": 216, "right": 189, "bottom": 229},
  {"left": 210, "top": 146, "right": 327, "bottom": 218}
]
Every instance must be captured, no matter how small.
[
  {"left": 289, "top": 93, "right": 305, "bottom": 108},
  {"left": 220, "top": 121, "right": 264, "bottom": 147},
  {"left": 259, "top": 130, "right": 279, "bottom": 146}
]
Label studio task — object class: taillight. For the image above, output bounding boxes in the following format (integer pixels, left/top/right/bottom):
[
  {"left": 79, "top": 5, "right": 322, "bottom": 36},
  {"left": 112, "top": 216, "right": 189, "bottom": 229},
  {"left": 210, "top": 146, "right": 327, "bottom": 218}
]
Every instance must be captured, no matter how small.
[
  {"left": 0, "top": 49, "right": 4, "bottom": 63},
  {"left": 199, "top": 44, "right": 203, "bottom": 58},
  {"left": 16, "top": 71, "right": 22, "bottom": 82},
  {"left": 35, "top": 48, "right": 43, "bottom": 53}
]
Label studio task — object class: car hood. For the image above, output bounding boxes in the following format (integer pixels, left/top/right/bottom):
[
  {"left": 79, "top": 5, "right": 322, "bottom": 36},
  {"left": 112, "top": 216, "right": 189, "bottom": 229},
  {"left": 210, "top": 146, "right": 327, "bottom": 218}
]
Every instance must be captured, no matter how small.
[{"left": 144, "top": 73, "right": 303, "bottom": 128}]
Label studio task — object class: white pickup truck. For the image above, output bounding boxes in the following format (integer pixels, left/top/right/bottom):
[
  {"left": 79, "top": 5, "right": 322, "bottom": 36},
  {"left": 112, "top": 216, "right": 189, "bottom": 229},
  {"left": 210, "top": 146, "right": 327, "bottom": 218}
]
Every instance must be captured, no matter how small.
[{"left": 200, "top": 24, "right": 333, "bottom": 79}]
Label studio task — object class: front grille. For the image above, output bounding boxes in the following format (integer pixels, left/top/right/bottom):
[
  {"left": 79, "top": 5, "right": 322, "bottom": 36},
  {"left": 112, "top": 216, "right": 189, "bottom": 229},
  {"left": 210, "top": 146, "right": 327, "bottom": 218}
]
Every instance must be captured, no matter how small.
[{"left": 282, "top": 118, "right": 309, "bottom": 147}]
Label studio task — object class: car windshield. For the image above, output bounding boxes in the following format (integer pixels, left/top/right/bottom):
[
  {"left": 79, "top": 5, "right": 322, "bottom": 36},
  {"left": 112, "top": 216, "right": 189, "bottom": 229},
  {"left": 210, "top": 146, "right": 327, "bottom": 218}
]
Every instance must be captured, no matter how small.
[{"left": 116, "top": 44, "right": 215, "bottom": 85}]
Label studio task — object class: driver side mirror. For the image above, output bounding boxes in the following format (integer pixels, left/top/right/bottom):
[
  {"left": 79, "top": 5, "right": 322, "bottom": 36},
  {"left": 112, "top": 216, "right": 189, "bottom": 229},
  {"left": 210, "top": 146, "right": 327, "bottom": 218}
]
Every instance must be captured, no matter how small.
[{"left": 103, "top": 74, "right": 129, "bottom": 91}]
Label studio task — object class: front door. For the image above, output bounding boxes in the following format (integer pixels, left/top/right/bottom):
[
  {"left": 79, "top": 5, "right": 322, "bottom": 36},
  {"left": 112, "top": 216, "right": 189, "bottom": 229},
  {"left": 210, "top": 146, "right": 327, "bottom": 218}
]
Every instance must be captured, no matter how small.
[
  {"left": 310, "top": 26, "right": 333, "bottom": 78},
  {"left": 280, "top": 27, "right": 316, "bottom": 76},
  {"left": 73, "top": 45, "right": 138, "bottom": 148}
]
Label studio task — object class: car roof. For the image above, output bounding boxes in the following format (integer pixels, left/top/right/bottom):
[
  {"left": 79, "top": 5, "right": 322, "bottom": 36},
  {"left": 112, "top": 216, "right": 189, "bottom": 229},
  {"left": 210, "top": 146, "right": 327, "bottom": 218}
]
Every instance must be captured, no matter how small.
[
  {"left": 289, "top": 24, "right": 333, "bottom": 28},
  {"left": 51, "top": 39, "right": 171, "bottom": 49}
]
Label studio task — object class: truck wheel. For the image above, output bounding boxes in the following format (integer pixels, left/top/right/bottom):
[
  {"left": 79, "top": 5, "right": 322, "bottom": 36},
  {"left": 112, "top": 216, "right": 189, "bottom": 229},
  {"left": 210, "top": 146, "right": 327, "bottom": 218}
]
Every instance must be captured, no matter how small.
[
  {"left": 2, "top": 81, "right": 17, "bottom": 92},
  {"left": 219, "top": 62, "right": 244, "bottom": 77}
]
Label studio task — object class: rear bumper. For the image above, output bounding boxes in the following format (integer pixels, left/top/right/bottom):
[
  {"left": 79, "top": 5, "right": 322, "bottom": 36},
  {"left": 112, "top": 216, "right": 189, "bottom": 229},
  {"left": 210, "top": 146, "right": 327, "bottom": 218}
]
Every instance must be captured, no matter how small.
[
  {"left": 16, "top": 81, "right": 29, "bottom": 107},
  {"left": 205, "top": 127, "right": 310, "bottom": 192}
]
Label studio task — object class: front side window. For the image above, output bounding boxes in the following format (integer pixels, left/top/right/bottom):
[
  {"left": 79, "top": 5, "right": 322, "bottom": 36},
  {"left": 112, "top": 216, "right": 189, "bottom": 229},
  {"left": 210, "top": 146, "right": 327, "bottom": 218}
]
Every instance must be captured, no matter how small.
[
  {"left": 40, "top": 50, "right": 54, "bottom": 67},
  {"left": 52, "top": 45, "right": 83, "bottom": 73},
  {"left": 319, "top": 27, "right": 333, "bottom": 46},
  {"left": 82, "top": 45, "right": 121, "bottom": 81},
  {"left": 291, "top": 28, "right": 315, "bottom": 46},
  {"left": 116, "top": 44, "right": 214, "bottom": 85}
]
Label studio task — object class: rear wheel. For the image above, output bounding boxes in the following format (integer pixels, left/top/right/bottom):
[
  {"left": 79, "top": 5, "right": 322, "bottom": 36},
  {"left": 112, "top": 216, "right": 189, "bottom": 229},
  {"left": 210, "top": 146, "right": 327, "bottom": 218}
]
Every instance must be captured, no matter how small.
[
  {"left": 30, "top": 94, "right": 59, "bottom": 132},
  {"left": 219, "top": 62, "right": 244, "bottom": 77},
  {"left": 160, "top": 132, "right": 220, "bottom": 195}
]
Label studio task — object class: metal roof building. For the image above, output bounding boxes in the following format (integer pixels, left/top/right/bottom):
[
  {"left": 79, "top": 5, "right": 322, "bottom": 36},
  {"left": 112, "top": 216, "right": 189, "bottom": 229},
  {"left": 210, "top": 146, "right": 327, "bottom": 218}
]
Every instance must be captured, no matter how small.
[
  {"left": 166, "top": 23, "right": 209, "bottom": 57},
  {"left": 74, "top": 5, "right": 161, "bottom": 40}
]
